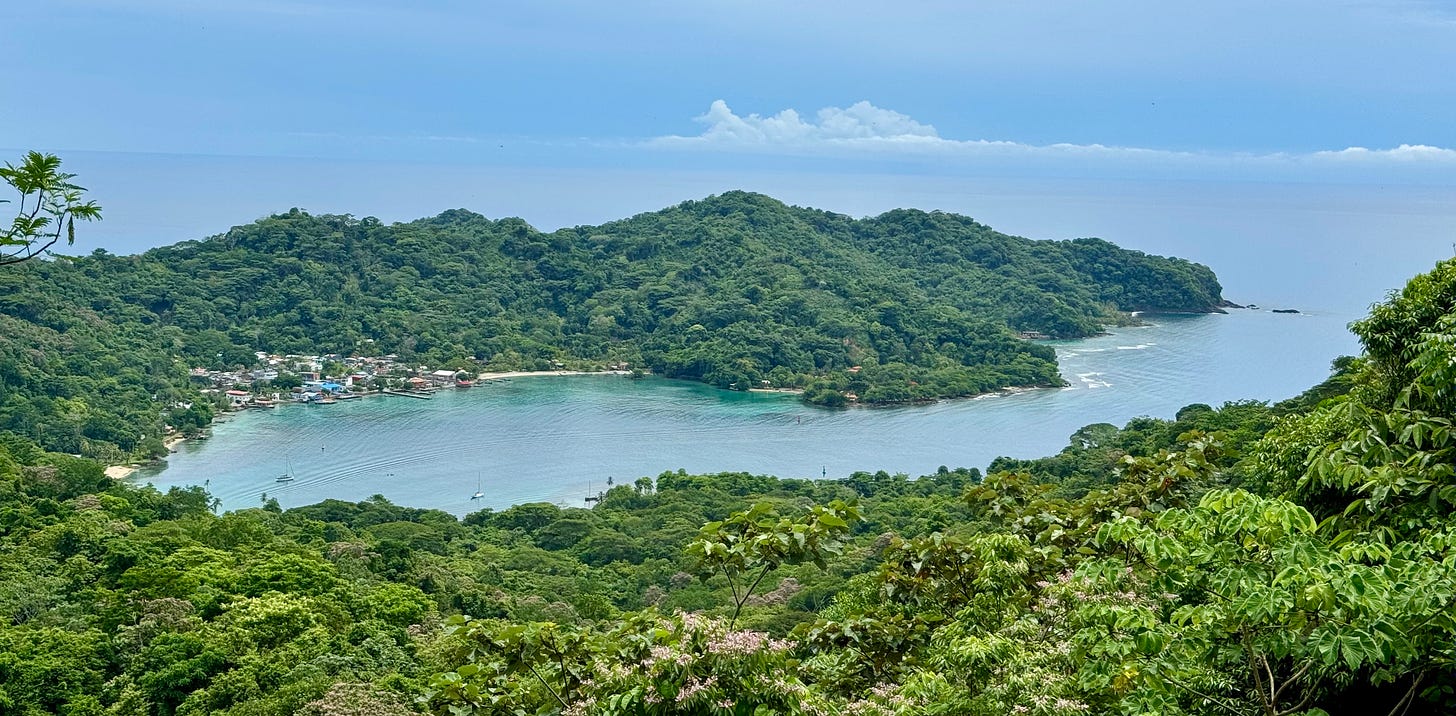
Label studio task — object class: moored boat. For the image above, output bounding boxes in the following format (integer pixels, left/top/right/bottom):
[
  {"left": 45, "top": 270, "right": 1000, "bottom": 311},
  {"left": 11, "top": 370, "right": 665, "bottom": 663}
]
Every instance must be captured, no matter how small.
[{"left": 277, "top": 455, "right": 296, "bottom": 482}]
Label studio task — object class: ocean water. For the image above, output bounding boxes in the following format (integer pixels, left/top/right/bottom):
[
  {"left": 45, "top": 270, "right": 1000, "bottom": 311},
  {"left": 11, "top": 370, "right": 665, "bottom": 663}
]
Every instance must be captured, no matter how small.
[
  {"left": 140, "top": 309, "right": 1357, "bottom": 515},
  {"left": 75, "top": 151, "right": 1448, "bottom": 514}
]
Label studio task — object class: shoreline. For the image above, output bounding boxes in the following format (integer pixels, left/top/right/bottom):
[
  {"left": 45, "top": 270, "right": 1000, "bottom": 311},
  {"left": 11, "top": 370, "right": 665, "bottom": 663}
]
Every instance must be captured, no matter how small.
[
  {"left": 111, "top": 368, "right": 1055, "bottom": 478},
  {"left": 108, "top": 371, "right": 634, "bottom": 477},
  {"left": 477, "top": 369, "right": 630, "bottom": 380},
  {"left": 107, "top": 433, "right": 190, "bottom": 480}
]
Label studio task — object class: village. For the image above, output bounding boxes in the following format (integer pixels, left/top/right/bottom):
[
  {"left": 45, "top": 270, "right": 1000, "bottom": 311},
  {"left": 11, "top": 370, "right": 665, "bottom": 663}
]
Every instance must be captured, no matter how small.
[
  {"left": 193, "top": 352, "right": 479, "bottom": 411},
  {"left": 188, "top": 352, "right": 634, "bottom": 411}
]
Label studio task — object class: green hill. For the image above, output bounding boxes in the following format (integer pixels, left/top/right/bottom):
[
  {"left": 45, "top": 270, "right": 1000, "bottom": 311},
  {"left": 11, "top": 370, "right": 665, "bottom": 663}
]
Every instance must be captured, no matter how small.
[
  {"left": 3, "top": 258, "right": 1456, "bottom": 715},
  {"left": 0, "top": 191, "right": 1224, "bottom": 456}
]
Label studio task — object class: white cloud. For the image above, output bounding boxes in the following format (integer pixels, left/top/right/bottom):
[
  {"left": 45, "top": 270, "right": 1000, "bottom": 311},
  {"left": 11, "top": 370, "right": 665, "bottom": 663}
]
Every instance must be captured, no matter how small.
[
  {"left": 650, "top": 100, "right": 1456, "bottom": 167},
  {"left": 677, "top": 100, "right": 940, "bottom": 147},
  {"left": 1308, "top": 144, "right": 1456, "bottom": 162}
]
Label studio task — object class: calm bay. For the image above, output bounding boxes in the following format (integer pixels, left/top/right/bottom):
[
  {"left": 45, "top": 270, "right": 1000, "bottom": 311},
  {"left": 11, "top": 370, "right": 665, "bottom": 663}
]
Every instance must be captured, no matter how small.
[{"left": 140, "top": 308, "right": 1358, "bottom": 515}]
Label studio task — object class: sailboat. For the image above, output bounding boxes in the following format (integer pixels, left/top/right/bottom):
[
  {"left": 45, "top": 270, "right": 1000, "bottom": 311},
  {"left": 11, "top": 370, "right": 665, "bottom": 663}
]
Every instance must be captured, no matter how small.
[
  {"left": 470, "top": 473, "right": 484, "bottom": 500},
  {"left": 276, "top": 454, "right": 296, "bottom": 483}
]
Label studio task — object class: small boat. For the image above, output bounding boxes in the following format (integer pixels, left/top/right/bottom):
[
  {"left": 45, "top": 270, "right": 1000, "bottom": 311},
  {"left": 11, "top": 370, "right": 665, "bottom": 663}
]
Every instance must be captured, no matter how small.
[
  {"left": 470, "top": 474, "right": 484, "bottom": 500},
  {"left": 276, "top": 455, "right": 296, "bottom": 482}
]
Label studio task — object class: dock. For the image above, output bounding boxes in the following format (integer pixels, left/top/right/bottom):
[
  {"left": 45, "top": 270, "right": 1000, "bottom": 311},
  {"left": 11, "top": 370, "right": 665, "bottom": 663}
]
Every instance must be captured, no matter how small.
[{"left": 383, "top": 389, "right": 433, "bottom": 399}]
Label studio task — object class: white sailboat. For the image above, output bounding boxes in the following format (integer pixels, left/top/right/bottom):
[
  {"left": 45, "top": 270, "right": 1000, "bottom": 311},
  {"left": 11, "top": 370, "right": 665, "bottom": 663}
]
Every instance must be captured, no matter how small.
[
  {"left": 470, "top": 473, "right": 484, "bottom": 500},
  {"left": 276, "top": 454, "right": 295, "bottom": 482}
]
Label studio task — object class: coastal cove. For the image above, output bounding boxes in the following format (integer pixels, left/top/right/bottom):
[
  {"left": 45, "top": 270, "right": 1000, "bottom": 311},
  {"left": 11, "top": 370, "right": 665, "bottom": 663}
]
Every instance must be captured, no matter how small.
[{"left": 139, "top": 308, "right": 1358, "bottom": 515}]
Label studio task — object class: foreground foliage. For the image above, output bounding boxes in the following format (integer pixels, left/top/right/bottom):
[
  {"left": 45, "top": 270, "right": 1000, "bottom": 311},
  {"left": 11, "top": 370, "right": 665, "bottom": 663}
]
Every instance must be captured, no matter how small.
[
  {"left": 3, "top": 261, "right": 1455, "bottom": 714},
  {"left": 1, "top": 151, "right": 102, "bottom": 266}
]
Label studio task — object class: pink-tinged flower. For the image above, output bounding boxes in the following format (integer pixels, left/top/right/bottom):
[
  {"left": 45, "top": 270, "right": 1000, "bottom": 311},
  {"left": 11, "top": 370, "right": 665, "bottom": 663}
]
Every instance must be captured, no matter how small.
[
  {"left": 706, "top": 630, "right": 769, "bottom": 655},
  {"left": 563, "top": 698, "right": 597, "bottom": 716},
  {"left": 647, "top": 645, "right": 674, "bottom": 664},
  {"left": 675, "top": 675, "right": 718, "bottom": 703}
]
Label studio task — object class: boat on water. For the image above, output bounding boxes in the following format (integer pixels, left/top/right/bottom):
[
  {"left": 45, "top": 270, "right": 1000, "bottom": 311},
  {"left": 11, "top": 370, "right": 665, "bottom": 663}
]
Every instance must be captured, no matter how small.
[
  {"left": 276, "top": 455, "right": 296, "bottom": 482},
  {"left": 470, "top": 473, "right": 484, "bottom": 500}
]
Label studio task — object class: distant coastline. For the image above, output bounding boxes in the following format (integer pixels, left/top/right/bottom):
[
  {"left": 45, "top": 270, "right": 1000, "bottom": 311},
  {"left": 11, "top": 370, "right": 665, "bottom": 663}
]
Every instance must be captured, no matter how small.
[{"left": 477, "top": 369, "right": 631, "bottom": 381}]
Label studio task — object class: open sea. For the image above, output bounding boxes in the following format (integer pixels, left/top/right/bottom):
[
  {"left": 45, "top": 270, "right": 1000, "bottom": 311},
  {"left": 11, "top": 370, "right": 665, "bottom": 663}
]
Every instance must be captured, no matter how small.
[{"left": 140, "top": 309, "right": 1356, "bottom": 515}]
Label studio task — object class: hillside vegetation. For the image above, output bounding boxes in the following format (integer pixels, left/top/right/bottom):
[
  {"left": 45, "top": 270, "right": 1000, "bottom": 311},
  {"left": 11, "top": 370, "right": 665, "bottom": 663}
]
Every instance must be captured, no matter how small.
[
  {"left": 2, "top": 259, "right": 1454, "bottom": 715},
  {"left": 0, "top": 191, "right": 1222, "bottom": 457}
]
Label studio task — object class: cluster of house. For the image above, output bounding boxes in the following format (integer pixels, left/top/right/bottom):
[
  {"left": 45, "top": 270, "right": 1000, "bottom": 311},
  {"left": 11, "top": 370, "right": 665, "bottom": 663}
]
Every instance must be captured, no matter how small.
[{"left": 192, "top": 352, "right": 473, "bottom": 409}]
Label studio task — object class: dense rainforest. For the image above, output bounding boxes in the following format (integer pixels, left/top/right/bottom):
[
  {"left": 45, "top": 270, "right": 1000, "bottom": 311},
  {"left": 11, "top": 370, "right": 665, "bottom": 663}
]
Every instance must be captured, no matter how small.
[
  {"left": 0, "top": 191, "right": 1225, "bottom": 458},
  {"left": 1, "top": 259, "right": 1454, "bottom": 715}
]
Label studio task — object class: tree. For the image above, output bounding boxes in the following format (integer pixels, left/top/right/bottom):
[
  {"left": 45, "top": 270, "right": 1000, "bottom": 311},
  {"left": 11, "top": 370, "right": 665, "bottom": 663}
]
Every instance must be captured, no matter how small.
[
  {"left": 686, "top": 500, "right": 859, "bottom": 628},
  {"left": 1084, "top": 489, "right": 1454, "bottom": 716},
  {"left": 1, "top": 151, "right": 102, "bottom": 266}
]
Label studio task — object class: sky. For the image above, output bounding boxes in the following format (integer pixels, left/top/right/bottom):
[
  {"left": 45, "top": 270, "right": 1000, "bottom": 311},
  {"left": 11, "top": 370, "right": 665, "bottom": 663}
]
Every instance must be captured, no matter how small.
[
  {"left": 6, "top": 1, "right": 1456, "bottom": 163},
  {"left": 3, "top": 1, "right": 1455, "bottom": 312}
]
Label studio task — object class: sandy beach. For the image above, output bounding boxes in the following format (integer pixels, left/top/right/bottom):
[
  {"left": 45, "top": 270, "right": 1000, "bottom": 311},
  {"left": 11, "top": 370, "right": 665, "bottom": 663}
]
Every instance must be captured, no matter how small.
[{"left": 107, "top": 433, "right": 189, "bottom": 480}]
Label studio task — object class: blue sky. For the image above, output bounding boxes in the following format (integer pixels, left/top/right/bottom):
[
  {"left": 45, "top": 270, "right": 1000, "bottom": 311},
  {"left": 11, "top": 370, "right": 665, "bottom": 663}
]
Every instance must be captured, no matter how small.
[
  {"left": 3, "top": 0, "right": 1455, "bottom": 312},
  {"left": 5, "top": 0, "right": 1456, "bottom": 169}
]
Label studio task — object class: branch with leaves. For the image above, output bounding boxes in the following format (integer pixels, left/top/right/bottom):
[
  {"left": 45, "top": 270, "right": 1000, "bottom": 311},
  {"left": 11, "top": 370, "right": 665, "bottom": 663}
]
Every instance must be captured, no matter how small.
[
  {"left": 1, "top": 151, "right": 102, "bottom": 266},
  {"left": 687, "top": 500, "right": 859, "bottom": 629}
]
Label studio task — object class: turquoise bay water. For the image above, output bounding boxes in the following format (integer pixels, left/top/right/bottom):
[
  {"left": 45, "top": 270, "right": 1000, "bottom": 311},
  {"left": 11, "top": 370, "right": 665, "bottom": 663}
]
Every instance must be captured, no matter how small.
[{"left": 141, "top": 309, "right": 1357, "bottom": 515}]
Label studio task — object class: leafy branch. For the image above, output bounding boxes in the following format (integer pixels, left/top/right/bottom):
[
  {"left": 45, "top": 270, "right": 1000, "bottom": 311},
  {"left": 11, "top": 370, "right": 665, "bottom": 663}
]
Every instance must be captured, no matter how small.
[
  {"left": 1, "top": 151, "right": 102, "bottom": 266},
  {"left": 687, "top": 500, "right": 859, "bottom": 629}
]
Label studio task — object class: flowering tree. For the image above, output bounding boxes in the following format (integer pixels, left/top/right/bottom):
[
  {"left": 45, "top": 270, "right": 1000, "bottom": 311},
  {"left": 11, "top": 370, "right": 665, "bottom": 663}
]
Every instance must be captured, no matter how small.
[
  {"left": 427, "top": 612, "right": 831, "bottom": 715},
  {"left": 429, "top": 501, "right": 861, "bottom": 715}
]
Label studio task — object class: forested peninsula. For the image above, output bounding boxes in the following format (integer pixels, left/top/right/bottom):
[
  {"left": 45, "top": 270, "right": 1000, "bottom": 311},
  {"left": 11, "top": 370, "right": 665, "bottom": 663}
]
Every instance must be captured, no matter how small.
[
  {"left": 0, "top": 191, "right": 1224, "bottom": 459},
  {"left": 2, "top": 259, "right": 1455, "bottom": 715}
]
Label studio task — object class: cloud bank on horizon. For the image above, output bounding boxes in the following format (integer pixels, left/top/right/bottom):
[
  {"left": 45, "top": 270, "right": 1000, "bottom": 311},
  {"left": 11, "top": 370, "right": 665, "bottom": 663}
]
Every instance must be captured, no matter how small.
[{"left": 650, "top": 100, "right": 1456, "bottom": 167}]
